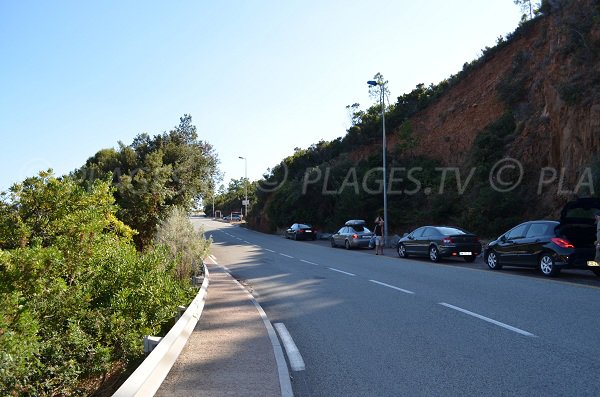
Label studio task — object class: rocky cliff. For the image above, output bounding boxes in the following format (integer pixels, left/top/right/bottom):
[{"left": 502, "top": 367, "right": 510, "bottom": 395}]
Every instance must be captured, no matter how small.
[{"left": 398, "top": 0, "right": 600, "bottom": 217}]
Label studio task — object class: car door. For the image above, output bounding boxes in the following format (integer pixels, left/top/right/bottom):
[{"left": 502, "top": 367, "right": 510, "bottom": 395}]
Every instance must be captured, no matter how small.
[
  {"left": 334, "top": 227, "right": 347, "bottom": 246},
  {"left": 496, "top": 223, "right": 530, "bottom": 265},
  {"left": 418, "top": 227, "right": 438, "bottom": 255},
  {"left": 287, "top": 224, "right": 297, "bottom": 238},
  {"left": 404, "top": 227, "right": 425, "bottom": 255},
  {"left": 519, "top": 222, "right": 554, "bottom": 265}
]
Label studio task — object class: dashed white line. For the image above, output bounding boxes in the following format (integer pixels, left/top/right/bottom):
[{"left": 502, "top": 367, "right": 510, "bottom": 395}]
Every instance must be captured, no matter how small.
[
  {"left": 264, "top": 249, "right": 276, "bottom": 253},
  {"left": 300, "top": 259, "right": 320, "bottom": 266},
  {"left": 369, "top": 280, "right": 415, "bottom": 295},
  {"left": 274, "top": 323, "right": 305, "bottom": 372},
  {"left": 439, "top": 302, "right": 536, "bottom": 337},
  {"left": 328, "top": 267, "right": 356, "bottom": 276},
  {"left": 280, "top": 253, "right": 294, "bottom": 259},
  {"left": 244, "top": 241, "right": 251, "bottom": 244}
]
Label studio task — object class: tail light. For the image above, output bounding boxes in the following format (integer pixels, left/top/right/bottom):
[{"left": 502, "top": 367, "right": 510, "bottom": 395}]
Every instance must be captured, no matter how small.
[
  {"left": 352, "top": 234, "right": 359, "bottom": 239},
  {"left": 298, "top": 229, "right": 304, "bottom": 233},
  {"left": 551, "top": 237, "right": 574, "bottom": 248},
  {"left": 442, "top": 237, "right": 454, "bottom": 244}
]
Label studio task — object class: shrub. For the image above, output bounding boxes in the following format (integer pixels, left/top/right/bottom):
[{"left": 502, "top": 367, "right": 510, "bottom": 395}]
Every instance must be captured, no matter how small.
[{"left": 154, "top": 207, "right": 210, "bottom": 281}]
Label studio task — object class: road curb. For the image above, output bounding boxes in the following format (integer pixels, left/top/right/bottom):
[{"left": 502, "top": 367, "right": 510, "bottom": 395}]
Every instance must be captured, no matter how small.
[{"left": 113, "top": 266, "right": 210, "bottom": 397}]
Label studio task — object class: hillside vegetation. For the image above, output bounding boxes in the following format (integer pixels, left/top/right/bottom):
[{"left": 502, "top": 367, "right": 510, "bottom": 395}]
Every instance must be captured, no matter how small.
[{"left": 222, "top": 0, "right": 600, "bottom": 238}]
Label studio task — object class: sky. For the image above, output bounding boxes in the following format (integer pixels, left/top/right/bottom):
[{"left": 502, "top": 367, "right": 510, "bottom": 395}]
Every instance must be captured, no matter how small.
[{"left": 0, "top": 1, "right": 523, "bottom": 193}]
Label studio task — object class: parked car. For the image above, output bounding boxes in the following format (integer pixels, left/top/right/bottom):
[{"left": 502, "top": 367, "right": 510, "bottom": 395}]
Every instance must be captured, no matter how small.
[
  {"left": 396, "top": 226, "right": 481, "bottom": 263},
  {"left": 484, "top": 197, "right": 600, "bottom": 277},
  {"left": 331, "top": 220, "right": 374, "bottom": 249},
  {"left": 223, "top": 214, "right": 241, "bottom": 222},
  {"left": 285, "top": 223, "right": 317, "bottom": 240}
]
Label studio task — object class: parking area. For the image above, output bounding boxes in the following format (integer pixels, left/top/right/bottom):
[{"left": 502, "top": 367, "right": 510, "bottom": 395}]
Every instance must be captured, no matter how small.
[{"left": 290, "top": 236, "right": 600, "bottom": 288}]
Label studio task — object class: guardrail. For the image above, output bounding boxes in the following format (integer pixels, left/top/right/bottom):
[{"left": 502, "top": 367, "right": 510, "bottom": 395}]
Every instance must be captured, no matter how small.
[{"left": 113, "top": 267, "right": 210, "bottom": 397}]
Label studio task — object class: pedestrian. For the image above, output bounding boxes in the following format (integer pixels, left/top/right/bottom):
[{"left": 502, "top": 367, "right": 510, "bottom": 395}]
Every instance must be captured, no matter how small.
[
  {"left": 374, "top": 215, "right": 384, "bottom": 255},
  {"left": 595, "top": 210, "right": 600, "bottom": 264}
]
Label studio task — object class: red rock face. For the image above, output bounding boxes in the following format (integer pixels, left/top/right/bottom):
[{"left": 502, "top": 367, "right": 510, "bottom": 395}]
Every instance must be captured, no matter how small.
[{"left": 394, "top": 0, "right": 600, "bottom": 215}]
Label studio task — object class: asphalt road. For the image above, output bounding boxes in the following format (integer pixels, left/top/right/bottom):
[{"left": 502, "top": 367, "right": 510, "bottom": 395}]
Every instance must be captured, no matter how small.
[{"left": 197, "top": 218, "right": 600, "bottom": 397}]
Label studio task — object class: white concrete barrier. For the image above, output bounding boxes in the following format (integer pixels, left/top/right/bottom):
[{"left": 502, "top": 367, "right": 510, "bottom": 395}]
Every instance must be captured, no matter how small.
[{"left": 113, "top": 267, "right": 210, "bottom": 397}]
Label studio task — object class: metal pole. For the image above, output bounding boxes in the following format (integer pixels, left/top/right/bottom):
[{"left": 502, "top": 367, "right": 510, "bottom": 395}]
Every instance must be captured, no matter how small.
[
  {"left": 244, "top": 157, "right": 248, "bottom": 218},
  {"left": 381, "top": 85, "right": 388, "bottom": 248}
]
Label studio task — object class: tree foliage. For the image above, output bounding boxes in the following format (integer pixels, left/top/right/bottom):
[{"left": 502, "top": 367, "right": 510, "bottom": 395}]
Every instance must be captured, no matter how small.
[{"left": 74, "top": 115, "right": 219, "bottom": 249}]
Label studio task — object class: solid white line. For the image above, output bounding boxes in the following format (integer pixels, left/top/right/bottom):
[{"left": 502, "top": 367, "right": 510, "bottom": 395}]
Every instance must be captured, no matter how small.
[
  {"left": 300, "top": 259, "right": 320, "bottom": 266},
  {"left": 439, "top": 303, "right": 536, "bottom": 337},
  {"left": 280, "top": 253, "right": 294, "bottom": 259},
  {"left": 274, "top": 323, "right": 306, "bottom": 372},
  {"left": 369, "top": 280, "right": 415, "bottom": 295},
  {"left": 264, "top": 248, "right": 276, "bottom": 253},
  {"left": 328, "top": 267, "right": 356, "bottom": 276}
]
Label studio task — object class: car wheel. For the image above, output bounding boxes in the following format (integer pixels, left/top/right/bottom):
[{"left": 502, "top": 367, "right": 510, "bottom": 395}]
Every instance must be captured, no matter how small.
[
  {"left": 330, "top": 238, "right": 336, "bottom": 248},
  {"left": 463, "top": 255, "right": 476, "bottom": 263},
  {"left": 486, "top": 251, "right": 502, "bottom": 270},
  {"left": 540, "top": 253, "right": 560, "bottom": 277},
  {"left": 592, "top": 268, "right": 600, "bottom": 277},
  {"left": 397, "top": 243, "right": 408, "bottom": 258},
  {"left": 345, "top": 240, "right": 351, "bottom": 250},
  {"left": 429, "top": 246, "right": 440, "bottom": 262}
]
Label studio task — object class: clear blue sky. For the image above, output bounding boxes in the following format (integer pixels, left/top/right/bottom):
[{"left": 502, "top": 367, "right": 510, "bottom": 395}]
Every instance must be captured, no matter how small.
[{"left": 0, "top": 1, "right": 523, "bottom": 193}]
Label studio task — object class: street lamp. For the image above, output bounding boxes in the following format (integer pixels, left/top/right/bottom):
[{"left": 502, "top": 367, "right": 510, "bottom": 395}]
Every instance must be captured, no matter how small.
[
  {"left": 368, "top": 79, "right": 388, "bottom": 248},
  {"left": 238, "top": 156, "right": 248, "bottom": 218}
]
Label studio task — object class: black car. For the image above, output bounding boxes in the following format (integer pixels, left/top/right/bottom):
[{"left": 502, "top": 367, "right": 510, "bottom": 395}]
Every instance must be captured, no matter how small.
[
  {"left": 484, "top": 198, "right": 600, "bottom": 277},
  {"left": 285, "top": 223, "right": 317, "bottom": 240},
  {"left": 396, "top": 226, "right": 481, "bottom": 263}
]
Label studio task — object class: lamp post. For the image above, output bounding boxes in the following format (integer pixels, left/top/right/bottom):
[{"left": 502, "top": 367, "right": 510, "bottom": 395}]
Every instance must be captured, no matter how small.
[
  {"left": 367, "top": 79, "right": 388, "bottom": 248},
  {"left": 238, "top": 156, "right": 248, "bottom": 218}
]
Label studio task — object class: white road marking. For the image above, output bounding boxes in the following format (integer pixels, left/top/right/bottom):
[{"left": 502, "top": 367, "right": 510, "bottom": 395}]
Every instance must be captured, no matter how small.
[
  {"left": 369, "top": 280, "right": 415, "bottom": 295},
  {"left": 209, "top": 254, "right": 217, "bottom": 261},
  {"left": 439, "top": 302, "right": 536, "bottom": 337},
  {"left": 264, "top": 249, "right": 276, "bottom": 253},
  {"left": 244, "top": 241, "right": 251, "bottom": 244},
  {"left": 274, "top": 323, "right": 306, "bottom": 372},
  {"left": 328, "top": 267, "right": 356, "bottom": 276},
  {"left": 236, "top": 238, "right": 243, "bottom": 241},
  {"left": 280, "top": 253, "right": 294, "bottom": 259},
  {"left": 300, "top": 259, "right": 320, "bottom": 266}
]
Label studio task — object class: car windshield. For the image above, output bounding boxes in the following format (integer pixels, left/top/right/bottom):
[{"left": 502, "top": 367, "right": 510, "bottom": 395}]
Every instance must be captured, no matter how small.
[
  {"left": 298, "top": 224, "right": 311, "bottom": 229},
  {"left": 437, "top": 227, "right": 466, "bottom": 235}
]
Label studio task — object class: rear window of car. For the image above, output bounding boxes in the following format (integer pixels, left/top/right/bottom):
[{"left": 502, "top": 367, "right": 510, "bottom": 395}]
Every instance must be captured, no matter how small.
[
  {"left": 352, "top": 225, "right": 370, "bottom": 232},
  {"left": 525, "top": 222, "right": 555, "bottom": 238},
  {"left": 436, "top": 227, "right": 465, "bottom": 235},
  {"left": 299, "top": 224, "right": 311, "bottom": 228}
]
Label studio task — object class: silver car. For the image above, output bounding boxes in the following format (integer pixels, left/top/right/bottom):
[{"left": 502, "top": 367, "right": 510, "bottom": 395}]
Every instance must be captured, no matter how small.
[{"left": 330, "top": 220, "right": 374, "bottom": 249}]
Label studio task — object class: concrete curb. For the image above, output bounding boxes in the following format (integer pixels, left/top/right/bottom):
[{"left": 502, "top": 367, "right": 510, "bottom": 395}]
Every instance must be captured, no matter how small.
[{"left": 113, "top": 267, "right": 210, "bottom": 397}]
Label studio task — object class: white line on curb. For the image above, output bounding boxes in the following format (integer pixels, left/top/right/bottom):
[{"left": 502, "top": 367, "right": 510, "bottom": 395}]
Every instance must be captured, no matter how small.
[
  {"left": 300, "top": 259, "right": 320, "bottom": 266},
  {"left": 280, "top": 253, "right": 294, "bottom": 259},
  {"left": 274, "top": 323, "right": 306, "bottom": 372},
  {"left": 439, "top": 302, "right": 536, "bottom": 337},
  {"left": 328, "top": 267, "right": 356, "bottom": 276},
  {"left": 369, "top": 279, "right": 415, "bottom": 295}
]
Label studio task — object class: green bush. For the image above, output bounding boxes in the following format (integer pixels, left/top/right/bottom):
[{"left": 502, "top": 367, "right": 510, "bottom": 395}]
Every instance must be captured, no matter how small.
[{"left": 0, "top": 172, "right": 197, "bottom": 396}]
